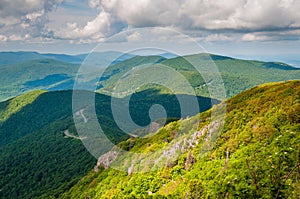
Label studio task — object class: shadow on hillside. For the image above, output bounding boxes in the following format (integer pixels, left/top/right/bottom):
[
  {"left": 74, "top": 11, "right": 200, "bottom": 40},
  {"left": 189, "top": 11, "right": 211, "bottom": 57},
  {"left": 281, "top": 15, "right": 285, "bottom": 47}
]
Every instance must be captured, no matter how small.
[{"left": 0, "top": 88, "right": 219, "bottom": 148}]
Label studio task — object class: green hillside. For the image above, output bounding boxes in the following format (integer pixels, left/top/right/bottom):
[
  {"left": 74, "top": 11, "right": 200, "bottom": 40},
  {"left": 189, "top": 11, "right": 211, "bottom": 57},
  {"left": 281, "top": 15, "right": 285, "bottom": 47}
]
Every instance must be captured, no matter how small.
[
  {"left": 0, "top": 54, "right": 158, "bottom": 101},
  {"left": 1, "top": 52, "right": 299, "bottom": 102},
  {"left": 96, "top": 55, "right": 166, "bottom": 91},
  {"left": 0, "top": 52, "right": 126, "bottom": 101},
  {"left": 0, "top": 90, "right": 95, "bottom": 198},
  {"left": 61, "top": 80, "right": 300, "bottom": 198},
  {"left": 0, "top": 59, "right": 79, "bottom": 101},
  {"left": 0, "top": 86, "right": 215, "bottom": 198},
  {"left": 98, "top": 53, "right": 300, "bottom": 99}
]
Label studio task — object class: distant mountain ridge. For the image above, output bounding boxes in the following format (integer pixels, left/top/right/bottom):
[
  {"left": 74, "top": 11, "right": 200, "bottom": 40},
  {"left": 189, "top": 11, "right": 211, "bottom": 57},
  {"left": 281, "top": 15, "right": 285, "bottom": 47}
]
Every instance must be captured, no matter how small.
[
  {"left": 0, "top": 51, "right": 136, "bottom": 101},
  {"left": 0, "top": 51, "right": 299, "bottom": 102},
  {"left": 97, "top": 52, "right": 300, "bottom": 99},
  {"left": 0, "top": 51, "right": 136, "bottom": 65},
  {"left": 0, "top": 51, "right": 85, "bottom": 65}
]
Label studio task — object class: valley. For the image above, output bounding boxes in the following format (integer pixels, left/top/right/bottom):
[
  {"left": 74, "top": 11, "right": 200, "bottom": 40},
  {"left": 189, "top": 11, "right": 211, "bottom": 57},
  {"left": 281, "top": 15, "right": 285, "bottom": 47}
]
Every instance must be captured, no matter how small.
[
  {"left": 1, "top": 1, "right": 299, "bottom": 198},
  {"left": 0, "top": 52, "right": 299, "bottom": 198}
]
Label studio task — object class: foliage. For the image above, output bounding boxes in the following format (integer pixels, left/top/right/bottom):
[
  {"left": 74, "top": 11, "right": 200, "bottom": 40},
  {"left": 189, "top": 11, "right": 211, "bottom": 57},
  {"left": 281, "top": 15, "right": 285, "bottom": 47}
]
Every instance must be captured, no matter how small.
[
  {"left": 1, "top": 52, "right": 300, "bottom": 198},
  {"left": 61, "top": 81, "right": 300, "bottom": 199},
  {"left": 98, "top": 53, "right": 300, "bottom": 100},
  {"left": 1, "top": 52, "right": 300, "bottom": 102},
  {"left": 0, "top": 59, "right": 78, "bottom": 101},
  {"left": 0, "top": 84, "right": 216, "bottom": 198}
]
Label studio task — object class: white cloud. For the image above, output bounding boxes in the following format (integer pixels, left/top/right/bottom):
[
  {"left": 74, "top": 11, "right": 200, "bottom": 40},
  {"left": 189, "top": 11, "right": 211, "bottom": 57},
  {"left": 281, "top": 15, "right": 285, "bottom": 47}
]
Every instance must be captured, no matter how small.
[
  {"left": 1, "top": 0, "right": 300, "bottom": 44},
  {"left": 81, "top": 11, "right": 110, "bottom": 36},
  {"left": 25, "top": 10, "right": 45, "bottom": 21},
  {"left": 127, "top": 31, "right": 142, "bottom": 42},
  {"left": 9, "top": 34, "right": 23, "bottom": 41},
  {"left": 112, "top": 0, "right": 182, "bottom": 27},
  {"left": 88, "top": 0, "right": 101, "bottom": 8},
  {"left": 0, "top": 0, "right": 62, "bottom": 41},
  {"left": 204, "top": 34, "right": 233, "bottom": 42},
  {"left": 91, "top": 0, "right": 300, "bottom": 31},
  {"left": 54, "top": 10, "right": 110, "bottom": 41},
  {"left": 61, "top": 0, "right": 298, "bottom": 43},
  {"left": 242, "top": 33, "right": 273, "bottom": 41}
]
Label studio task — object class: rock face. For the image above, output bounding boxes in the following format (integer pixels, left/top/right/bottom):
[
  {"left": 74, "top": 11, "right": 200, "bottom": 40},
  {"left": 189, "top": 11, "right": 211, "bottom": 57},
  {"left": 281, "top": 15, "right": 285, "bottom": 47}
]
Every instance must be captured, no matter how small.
[
  {"left": 94, "top": 119, "right": 223, "bottom": 174},
  {"left": 94, "top": 150, "right": 119, "bottom": 172}
]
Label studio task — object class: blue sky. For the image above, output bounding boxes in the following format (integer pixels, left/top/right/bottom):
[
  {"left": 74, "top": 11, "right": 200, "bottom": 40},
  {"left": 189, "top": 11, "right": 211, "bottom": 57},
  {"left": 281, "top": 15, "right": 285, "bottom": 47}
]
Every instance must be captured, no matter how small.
[{"left": 0, "top": 0, "right": 300, "bottom": 65}]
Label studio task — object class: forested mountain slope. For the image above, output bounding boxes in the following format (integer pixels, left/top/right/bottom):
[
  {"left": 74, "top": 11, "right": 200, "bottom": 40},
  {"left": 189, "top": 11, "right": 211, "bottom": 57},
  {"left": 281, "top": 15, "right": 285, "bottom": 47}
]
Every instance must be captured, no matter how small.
[
  {"left": 61, "top": 80, "right": 300, "bottom": 199},
  {"left": 98, "top": 53, "right": 300, "bottom": 99},
  {"left": 0, "top": 87, "right": 215, "bottom": 198}
]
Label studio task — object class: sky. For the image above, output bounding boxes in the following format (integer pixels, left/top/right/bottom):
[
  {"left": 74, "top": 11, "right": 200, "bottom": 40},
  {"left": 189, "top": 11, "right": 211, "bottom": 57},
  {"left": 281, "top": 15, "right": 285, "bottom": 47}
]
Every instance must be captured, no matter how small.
[{"left": 0, "top": 0, "right": 300, "bottom": 65}]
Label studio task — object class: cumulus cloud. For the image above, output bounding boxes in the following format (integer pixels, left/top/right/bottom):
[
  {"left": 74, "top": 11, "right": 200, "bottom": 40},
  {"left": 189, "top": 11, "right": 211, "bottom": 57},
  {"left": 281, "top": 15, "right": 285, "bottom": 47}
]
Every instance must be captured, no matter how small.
[
  {"left": 90, "top": 0, "right": 300, "bottom": 31},
  {"left": 78, "top": 0, "right": 300, "bottom": 42},
  {"left": 178, "top": 0, "right": 300, "bottom": 31},
  {"left": 0, "top": 0, "right": 62, "bottom": 41},
  {"left": 1, "top": 0, "right": 300, "bottom": 43},
  {"left": 55, "top": 10, "right": 110, "bottom": 41}
]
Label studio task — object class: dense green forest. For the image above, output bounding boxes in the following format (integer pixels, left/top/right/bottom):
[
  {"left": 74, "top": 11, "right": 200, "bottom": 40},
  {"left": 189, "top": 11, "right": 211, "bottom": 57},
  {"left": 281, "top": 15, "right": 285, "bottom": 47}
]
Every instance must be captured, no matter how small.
[
  {"left": 1, "top": 52, "right": 300, "bottom": 198},
  {"left": 0, "top": 88, "right": 214, "bottom": 198},
  {"left": 60, "top": 81, "right": 300, "bottom": 198},
  {"left": 0, "top": 91, "right": 96, "bottom": 198}
]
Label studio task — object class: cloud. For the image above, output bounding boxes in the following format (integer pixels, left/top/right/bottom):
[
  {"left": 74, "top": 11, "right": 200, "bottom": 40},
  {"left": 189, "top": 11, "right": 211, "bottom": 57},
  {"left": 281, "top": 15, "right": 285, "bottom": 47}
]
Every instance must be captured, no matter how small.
[
  {"left": 107, "top": 0, "right": 182, "bottom": 27},
  {"left": 204, "top": 34, "right": 234, "bottom": 42},
  {"left": 127, "top": 31, "right": 142, "bottom": 42},
  {"left": 0, "top": 0, "right": 62, "bottom": 41},
  {"left": 91, "top": 0, "right": 300, "bottom": 31},
  {"left": 1, "top": 0, "right": 300, "bottom": 44},
  {"left": 55, "top": 10, "right": 110, "bottom": 41},
  {"left": 44, "top": 0, "right": 300, "bottom": 43},
  {"left": 242, "top": 33, "right": 274, "bottom": 41},
  {"left": 241, "top": 29, "right": 300, "bottom": 42}
]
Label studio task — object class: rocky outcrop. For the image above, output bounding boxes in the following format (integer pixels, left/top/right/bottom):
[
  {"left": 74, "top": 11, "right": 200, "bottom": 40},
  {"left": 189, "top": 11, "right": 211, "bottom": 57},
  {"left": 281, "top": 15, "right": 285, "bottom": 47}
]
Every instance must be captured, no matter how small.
[{"left": 94, "top": 119, "right": 223, "bottom": 174}]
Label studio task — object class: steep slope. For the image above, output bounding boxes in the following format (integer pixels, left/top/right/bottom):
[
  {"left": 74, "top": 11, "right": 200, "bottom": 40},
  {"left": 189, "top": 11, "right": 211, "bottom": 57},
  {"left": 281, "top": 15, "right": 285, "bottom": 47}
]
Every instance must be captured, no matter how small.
[
  {"left": 61, "top": 80, "right": 300, "bottom": 199},
  {"left": 0, "top": 90, "right": 96, "bottom": 198},
  {"left": 0, "top": 87, "right": 216, "bottom": 198}
]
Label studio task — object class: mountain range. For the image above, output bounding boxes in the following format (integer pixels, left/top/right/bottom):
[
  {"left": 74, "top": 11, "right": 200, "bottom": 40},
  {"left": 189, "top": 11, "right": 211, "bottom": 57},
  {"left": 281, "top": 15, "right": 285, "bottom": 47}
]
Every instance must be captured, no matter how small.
[
  {"left": 0, "top": 52, "right": 299, "bottom": 198},
  {"left": 1, "top": 51, "right": 300, "bottom": 102}
]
